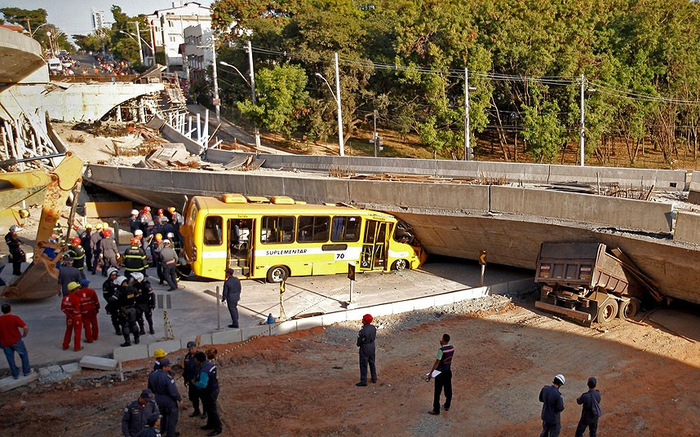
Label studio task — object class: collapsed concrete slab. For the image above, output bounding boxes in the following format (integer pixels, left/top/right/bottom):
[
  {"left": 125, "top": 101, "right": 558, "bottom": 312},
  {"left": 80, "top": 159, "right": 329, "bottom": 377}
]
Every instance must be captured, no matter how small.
[
  {"left": 0, "top": 371, "right": 38, "bottom": 392},
  {"left": 79, "top": 356, "right": 118, "bottom": 371}
]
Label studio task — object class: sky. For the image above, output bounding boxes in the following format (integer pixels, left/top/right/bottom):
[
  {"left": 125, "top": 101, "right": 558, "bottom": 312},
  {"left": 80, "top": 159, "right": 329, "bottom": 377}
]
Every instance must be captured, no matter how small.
[{"left": 0, "top": 0, "right": 214, "bottom": 36}]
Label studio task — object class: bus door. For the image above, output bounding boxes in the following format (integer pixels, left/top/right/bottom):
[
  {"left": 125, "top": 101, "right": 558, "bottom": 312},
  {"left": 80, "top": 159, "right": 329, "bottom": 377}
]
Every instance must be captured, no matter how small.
[
  {"left": 228, "top": 218, "right": 254, "bottom": 277},
  {"left": 360, "top": 220, "right": 388, "bottom": 271}
]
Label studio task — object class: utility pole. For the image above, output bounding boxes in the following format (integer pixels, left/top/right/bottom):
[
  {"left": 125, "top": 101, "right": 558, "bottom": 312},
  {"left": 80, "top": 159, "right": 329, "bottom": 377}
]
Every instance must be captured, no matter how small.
[
  {"left": 464, "top": 67, "right": 471, "bottom": 161},
  {"left": 373, "top": 110, "right": 378, "bottom": 157},
  {"left": 247, "top": 40, "right": 261, "bottom": 149},
  {"left": 134, "top": 22, "right": 143, "bottom": 64},
  {"left": 212, "top": 34, "right": 220, "bottom": 122},
  {"left": 580, "top": 73, "right": 585, "bottom": 167},
  {"left": 335, "top": 52, "right": 344, "bottom": 157}
]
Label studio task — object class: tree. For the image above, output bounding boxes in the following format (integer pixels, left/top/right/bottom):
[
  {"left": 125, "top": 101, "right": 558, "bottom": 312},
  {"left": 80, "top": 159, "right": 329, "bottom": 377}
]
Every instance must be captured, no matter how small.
[
  {"left": 522, "top": 98, "right": 566, "bottom": 163},
  {"left": 0, "top": 7, "right": 47, "bottom": 33}
]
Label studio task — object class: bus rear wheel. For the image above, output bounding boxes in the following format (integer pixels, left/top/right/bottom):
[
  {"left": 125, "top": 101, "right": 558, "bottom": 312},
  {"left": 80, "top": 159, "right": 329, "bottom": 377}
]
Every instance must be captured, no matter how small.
[
  {"left": 392, "top": 259, "right": 409, "bottom": 271},
  {"left": 267, "top": 266, "right": 289, "bottom": 283}
]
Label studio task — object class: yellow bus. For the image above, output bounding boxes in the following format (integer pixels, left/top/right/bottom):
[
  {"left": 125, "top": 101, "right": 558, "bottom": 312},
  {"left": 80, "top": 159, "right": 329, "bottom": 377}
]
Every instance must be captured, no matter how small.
[{"left": 181, "top": 193, "right": 427, "bottom": 282}]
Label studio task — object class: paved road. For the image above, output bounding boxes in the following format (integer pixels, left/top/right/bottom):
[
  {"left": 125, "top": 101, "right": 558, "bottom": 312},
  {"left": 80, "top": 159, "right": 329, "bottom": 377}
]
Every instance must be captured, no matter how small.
[{"left": 0, "top": 257, "right": 532, "bottom": 373}]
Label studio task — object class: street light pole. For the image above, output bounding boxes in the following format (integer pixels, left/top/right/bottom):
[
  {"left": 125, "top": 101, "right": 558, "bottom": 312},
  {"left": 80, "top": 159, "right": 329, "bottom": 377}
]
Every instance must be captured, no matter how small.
[
  {"left": 465, "top": 67, "right": 470, "bottom": 161},
  {"left": 247, "top": 41, "right": 261, "bottom": 149},
  {"left": 46, "top": 31, "right": 54, "bottom": 57},
  {"left": 211, "top": 34, "right": 220, "bottom": 122},
  {"left": 334, "top": 52, "right": 344, "bottom": 156},
  {"left": 579, "top": 73, "right": 585, "bottom": 167},
  {"left": 134, "top": 22, "right": 143, "bottom": 64}
]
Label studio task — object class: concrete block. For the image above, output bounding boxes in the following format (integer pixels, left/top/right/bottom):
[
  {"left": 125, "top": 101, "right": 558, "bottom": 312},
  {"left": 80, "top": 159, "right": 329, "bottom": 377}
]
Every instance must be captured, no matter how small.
[
  {"left": 113, "top": 344, "right": 149, "bottom": 362},
  {"left": 344, "top": 308, "right": 367, "bottom": 323},
  {"left": 61, "top": 362, "right": 81, "bottom": 377},
  {"left": 192, "top": 334, "right": 213, "bottom": 346},
  {"left": 0, "top": 371, "right": 39, "bottom": 392},
  {"left": 46, "top": 365, "right": 62, "bottom": 374},
  {"left": 370, "top": 303, "right": 394, "bottom": 318},
  {"left": 433, "top": 293, "right": 454, "bottom": 307},
  {"left": 79, "top": 356, "right": 118, "bottom": 371},
  {"left": 38, "top": 367, "right": 53, "bottom": 378},
  {"left": 321, "top": 311, "right": 347, "bottom": 326},
  {"left": 148, "top": 340, "right": 183, "bottom": 357},
  {"left": 240, "top": 324, "right": 269, "bottom": 341},
  {"left": 674, "top": 211, "right": 700, "bottom": 245},
  {"left": 390, "top": 300, "right": 414, "bottom": 315},
  {"left": 412, "top": 297, "right": 435, "bottom": 310},
  {"left": 295, "top": 317, "right": 322, "bottom": 332},
  {"left": 273, "top": 321, "right": 296, "bottom": 336},
  {"left": 211, "top": 329, "right": 242, "bottom": 345}
]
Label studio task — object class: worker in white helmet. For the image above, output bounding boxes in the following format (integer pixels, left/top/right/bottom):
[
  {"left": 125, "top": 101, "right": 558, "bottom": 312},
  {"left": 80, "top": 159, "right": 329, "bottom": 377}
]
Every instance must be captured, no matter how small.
[
  {"left": 539, "top": 373, "right": 566, "bottom": 437},
  {"left": 130, "top": 209, "right": 141, "bottom": 236}
]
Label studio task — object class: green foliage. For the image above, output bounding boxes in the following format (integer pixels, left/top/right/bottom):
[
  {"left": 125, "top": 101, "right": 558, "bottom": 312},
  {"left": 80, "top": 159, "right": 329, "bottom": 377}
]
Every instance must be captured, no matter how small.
[
  {"left": 522, "top": 99, "right": 566, "bottom": 163},
  {"left": 0, "top": 7, "right": 47, "bottom": 31}
]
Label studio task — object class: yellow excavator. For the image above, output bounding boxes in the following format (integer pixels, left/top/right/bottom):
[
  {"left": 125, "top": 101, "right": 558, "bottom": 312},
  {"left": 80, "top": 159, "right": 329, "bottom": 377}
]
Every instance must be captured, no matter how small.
[{"left": 0, "top": 152, "right": 84, "bottom": 300}]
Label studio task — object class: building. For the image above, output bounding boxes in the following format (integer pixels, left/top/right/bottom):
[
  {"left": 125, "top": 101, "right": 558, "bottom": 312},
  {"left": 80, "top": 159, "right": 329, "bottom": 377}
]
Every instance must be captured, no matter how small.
[
  {"left": 91, "top": 9, "right": 107, "bottom": 30},
  {"left": 147, "top": 1, "right": 212, "bottom": 73},
  {"left": 182, "top": 24, "right": 214, "bottom": 82}
]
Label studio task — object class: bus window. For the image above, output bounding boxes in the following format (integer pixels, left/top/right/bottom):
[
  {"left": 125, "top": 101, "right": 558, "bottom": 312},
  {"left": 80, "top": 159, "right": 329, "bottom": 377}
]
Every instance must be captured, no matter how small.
[
  {"left": 203, "top": 216, "right": 223, "bottom": 245},
  {"left": 261, "top": 216, "right": 295, "bottom": 244},
  {"left": 298, "top": 216, "right": 330, "bottom": 242},
  {"left": 331, "top": 216, "right": 361, "bottom": 242}
]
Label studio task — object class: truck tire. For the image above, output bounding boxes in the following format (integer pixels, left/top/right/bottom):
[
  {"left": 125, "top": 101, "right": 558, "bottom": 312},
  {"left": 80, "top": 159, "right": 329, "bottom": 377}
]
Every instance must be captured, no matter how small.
[
  {"left": 618, "top": 298, "right": 640, "bottom": 319},
  {"left": 597, "top": 298, "right": 619, "bottom": 324}
]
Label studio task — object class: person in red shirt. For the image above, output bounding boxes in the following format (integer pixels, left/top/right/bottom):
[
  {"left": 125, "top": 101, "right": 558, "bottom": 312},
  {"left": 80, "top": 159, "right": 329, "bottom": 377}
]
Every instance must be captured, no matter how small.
[
  {"left": 0, "top": 303, "right": 31, "bottom": 378},
  {"left": 77, "top": 279, "right": 100, "bottom": 343},
  {"left": 61, "top": 282, "right": 83, "bottom": 351}
]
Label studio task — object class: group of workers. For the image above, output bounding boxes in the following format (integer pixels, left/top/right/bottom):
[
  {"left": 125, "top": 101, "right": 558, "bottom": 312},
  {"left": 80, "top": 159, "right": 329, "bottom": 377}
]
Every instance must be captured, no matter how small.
[{"left": 122, "top": 344, "right": 222, "bottom": 437}]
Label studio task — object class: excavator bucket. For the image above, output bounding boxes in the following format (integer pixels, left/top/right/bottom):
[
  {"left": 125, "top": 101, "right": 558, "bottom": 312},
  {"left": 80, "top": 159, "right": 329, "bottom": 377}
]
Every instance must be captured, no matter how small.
[{"left": 1, "top": 153, "right": 84, "bottom": 300}]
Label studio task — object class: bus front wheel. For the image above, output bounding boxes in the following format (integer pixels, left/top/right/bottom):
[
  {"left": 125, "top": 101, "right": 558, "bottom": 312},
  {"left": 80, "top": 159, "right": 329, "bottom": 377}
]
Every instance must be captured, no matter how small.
[
  {"left": 392, "top": 259, "right": 409, "bottom": 271},
  {"left": 267, "top": 266, "right": 289, "bottom": 283}
]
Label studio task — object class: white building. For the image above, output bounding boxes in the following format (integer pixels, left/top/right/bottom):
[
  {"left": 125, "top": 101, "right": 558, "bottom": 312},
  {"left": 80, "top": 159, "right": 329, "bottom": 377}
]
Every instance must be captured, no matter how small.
[
  {"left": 91, "top": 9, "right": 107, "bottom": 30},
  {"left": 182, "top": 24, "right": 214, "bottom": 81},
  {"left": 147, "top": 1, "right": 212, "bottom": 72}
]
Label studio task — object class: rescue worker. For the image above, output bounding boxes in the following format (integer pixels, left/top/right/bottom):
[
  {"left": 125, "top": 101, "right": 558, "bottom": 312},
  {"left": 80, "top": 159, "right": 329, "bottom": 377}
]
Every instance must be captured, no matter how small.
[
  {"left": 139, "top": 206, "right": 153, "bottom": 233},
  {"left": 156, "top": 208, "right": 166, "bottom": 224},
  {"left": 222, "top": 268, "right": 241, "bottom": 328},
  {"left": 103, "top": 267, "right": 122, "bottom": 335},
  {"left": 90, "top": 223, "right": 104, "bottom": 275},
  {"left": 136, "top": 413, "right": 161, "bottom": 437},
  {"left": 539, "top": 374, "right": 566, "bottom": 437},
  {"left": 68, "top": 237, "right": 87, "bottom": 280},
  {"left": 151, "top": 233, "right": 165, "bottom": 284},
  {"left": 195, "top": 351, "right": 222, "bottom": 436},
  {"left": 129, "top": 209, "right": 141, "bottom": 236},
  {"left": 61, "top": 282, "right": 83, "bottom": 351},
  {"left": 356, "top": 314, "right": 377, "bottom": 387},
  {"left": 121, "top": 389, "right": 160, "bottom": 437},
  {"left": 168, "top": 206, "right": 184, "bottom": 246},
  {"left": 100, "top": 228, "right": 120, "bottom": 276},
  {"left": 112, "top": 275, "right": 140, "bottom": 347},
  {"left": 160, "top": 239, "right": 178, "bottom": 291},
  {"left": 426, "top": 333, "right": 455, "bottom": 415},
  {"left": 153, "top": 348, "right": 167, "bottom": 372},
  {"left": 5, "top": 225, "right": 25, "bottom": 276},
  {"left": 182, "top": 341, "right": 203, "bottom": 418},
  {"left": 77, "top": 279, "right": 100, "bottom": 343},
  {"left": 132, "top": 272, "right": 156, "bottom": 335},
  {"left": 80, "top": 224, "right": 93, "bottom": 272},
  {"left": 57, "top": 257, "right": 82, "bottom": 296},
  {"left": 147, "top": 358, "right": 182, "bottom": 437},
  {"left": 123, "top": 238, "right": 148, "bottom": 279}
]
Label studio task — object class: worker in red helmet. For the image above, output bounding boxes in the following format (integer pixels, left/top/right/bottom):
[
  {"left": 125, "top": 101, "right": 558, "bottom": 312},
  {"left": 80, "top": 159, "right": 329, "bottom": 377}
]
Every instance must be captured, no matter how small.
[
  {"left": 100, "top": 228, "right": 120, "bottom": 276},
  {"left": 67, "top": 236, "right": 87, "bottom": 280},
  {"left": 356, "top": 314, "right": 377, "bottom": 386},
  {"left": 123, "top": 237, "right": 148, "bottom": 280},
  {"left": 139, "top": 207, "right": 153, "bottom": 233}
]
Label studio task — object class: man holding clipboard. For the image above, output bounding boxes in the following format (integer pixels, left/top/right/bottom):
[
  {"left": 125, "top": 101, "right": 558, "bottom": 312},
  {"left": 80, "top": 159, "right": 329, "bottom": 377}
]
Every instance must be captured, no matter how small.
[{"left": 426, "top": 333, "right": 454, "bottom": 415}]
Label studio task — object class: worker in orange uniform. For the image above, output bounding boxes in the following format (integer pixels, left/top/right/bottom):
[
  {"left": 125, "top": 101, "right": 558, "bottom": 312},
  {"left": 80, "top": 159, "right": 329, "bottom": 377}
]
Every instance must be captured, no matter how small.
[
  {"left": 61, "top": 282, "right": 83, "bottom": 351},
  {"left": 77, "top": 279, "right": 100, "bottom": 342}
]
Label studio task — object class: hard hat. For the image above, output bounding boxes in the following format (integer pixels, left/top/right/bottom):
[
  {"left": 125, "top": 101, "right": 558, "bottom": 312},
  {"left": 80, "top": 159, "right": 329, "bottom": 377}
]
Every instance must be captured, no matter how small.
[
  {"left": 166, "top": 232, "right": 174, "bottom": 238},
  {"left": 168, "top": 206, "right": 176, "bottom": 213},
  {"left": 102, "top": 222, "right": 109, "bottom": 229},
  {"left": 18, "top": 209, "right": 29, "bottom": 219},
  {"left": 153, "top": 348, "right": 167, "bottom": 359},
  {"left": 554, "top": 374, "right": 566, "bottom": 385},
  {"left": 9, "top": 225, "right": 21, "bottom": 232},
  {"left": 95, "top": 223, "right": 103, "bottom": 230},
  {"left": 131, "top": 209, "right": 139, "bottom": 215},
  {"left": 130, "top": 238, "right": 140, "bottom": 245},
  {"left": 134, "top": 229, "right": 143, "bottom": 236},
  {"left": 155, "top": 233, "right": 163, "bottom": 241},
  {"left": 71, "top": 237, "right": 81, "bottom": 245},
  {"left": 80, "top": 279, "right": 90, "bottom": 287},
  {"left": 362, "top": 314, "right": 373, "bottom": 324},
  {"left": 107, "top": 267, "right": 119, "bottom": 276},
  {"left": 158, "top": 208, "right": 164, "bottom": 214},
  {"left": 144, "top": 206, "right": 151, "bottom": 212},
  {"left": 162, "top": 239, "right": 171, "bottom": 244},
  {"left": 131, "top": 272, "right": 144, "bottom": 283},
  {"left": 114, "top": 275, "right": 128, "bottom": 286},
  {"left": 67, "top": 282, "right": 81, "bottom": 292},
  {"left": 147, "top": 221, "right": 155, "bottom": 226},
  {"left": 85, "top": 223, "right": 92, "bottom": 229},
  {"left": 103, "top": 229, "right": 112, "bottom": 237}
]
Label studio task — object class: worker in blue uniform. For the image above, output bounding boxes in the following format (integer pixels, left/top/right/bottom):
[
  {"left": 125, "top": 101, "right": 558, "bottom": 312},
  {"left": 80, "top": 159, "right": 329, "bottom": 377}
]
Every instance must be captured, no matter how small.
[
  {"left": 147, "top": 358, "right": 182, "bottom": 437},
  {"left": 195, "top": 351, "right": 222, "bottom": 436}
]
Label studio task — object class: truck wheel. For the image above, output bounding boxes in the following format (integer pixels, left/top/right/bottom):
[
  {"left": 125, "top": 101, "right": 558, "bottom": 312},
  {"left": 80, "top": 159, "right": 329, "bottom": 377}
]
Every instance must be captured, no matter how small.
[
  {"left": 597, "top": 298, "right": 619, "bottom": 324},
  {"left": 618, "top": 298, "right": 640, "bottom": 319},
  {"left": 392, "top": 259, "right": 409, "bottom": 271},
  {"left": 266, "top": 265, "right": 289, "bottom": 283}
]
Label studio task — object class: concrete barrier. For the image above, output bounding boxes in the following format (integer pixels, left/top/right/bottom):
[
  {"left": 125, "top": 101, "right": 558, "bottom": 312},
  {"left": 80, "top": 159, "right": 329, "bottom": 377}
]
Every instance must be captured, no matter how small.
[
  {"left": 687, "top": 175, "right": 700, "bottom": 205},
  {"left": 674, "top": 211, "right": 700, "bottom": 245},
  {"left": 490, "top": 186, "right": 673, "bottom": 233}
]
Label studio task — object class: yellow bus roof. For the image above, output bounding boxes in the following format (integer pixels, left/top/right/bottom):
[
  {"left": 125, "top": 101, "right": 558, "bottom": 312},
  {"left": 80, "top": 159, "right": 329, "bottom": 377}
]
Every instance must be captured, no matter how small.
[{"left": 191, "top": 195, "right": 396, "bottom": 220}]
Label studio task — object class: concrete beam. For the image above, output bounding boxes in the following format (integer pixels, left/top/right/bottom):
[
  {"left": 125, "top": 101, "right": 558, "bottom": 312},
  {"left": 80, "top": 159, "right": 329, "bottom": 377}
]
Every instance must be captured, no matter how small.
[{"left": 0, "top": 28, "right": 45, "bottom": 84}]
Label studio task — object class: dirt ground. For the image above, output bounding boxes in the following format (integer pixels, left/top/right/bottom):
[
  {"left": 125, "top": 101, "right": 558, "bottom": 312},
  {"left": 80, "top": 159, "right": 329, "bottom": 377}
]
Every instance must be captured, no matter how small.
[{"left": 1, "top": 294, "right": 699, "bottom": 437}]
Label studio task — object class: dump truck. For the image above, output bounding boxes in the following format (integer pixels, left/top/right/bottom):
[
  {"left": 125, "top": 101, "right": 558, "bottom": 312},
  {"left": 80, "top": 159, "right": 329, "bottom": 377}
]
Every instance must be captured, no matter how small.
[
  {"left": 0, "top": 152, "right": 84, "bottom": 300},
  {"left": 534, "top": 242, "right": 660, "bottom": 326}
]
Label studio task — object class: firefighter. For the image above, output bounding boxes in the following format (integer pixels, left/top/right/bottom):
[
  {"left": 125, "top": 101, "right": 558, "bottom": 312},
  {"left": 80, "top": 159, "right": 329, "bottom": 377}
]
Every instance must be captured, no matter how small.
[
  {"left": 151, "top": 233, "right": 165, "bottom": 285},
  {"left": 100, "top": 229, "right": 120, "bottom": 275},
  {"left": 139, "top": 206, "right": 153, "bottom": 233},
  {"left": 132, "top": 272, "right": 156, "bottom": 335},
  {"left": 129, "top": 209, "right": 141, "bottom": 236},
  {"left": 67, "top": 237, "right": 87, "bottom": 280},
  {"left": 61, "top": 282, "right": 83, "bottom": 351},
  {"left": 90, "top": 223, "right": 104, "bottom": 275},
  {"left": 102, "top": 267, "right": 122, "bottom": 335},
  {"left": 123, "top": 238, "right": 148, "bottom": 279},
  {"left": 111, "top": 275, "right": 140, "bottom": 347},
  {"left": 77, "top": 279, "right": 100, "bottom": 342},
  {"left": 80, "top": 224, "right": 93, "bottom": 272},
  {"left": 4, "top": 225, "right": 25, "bottom": 276}
]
